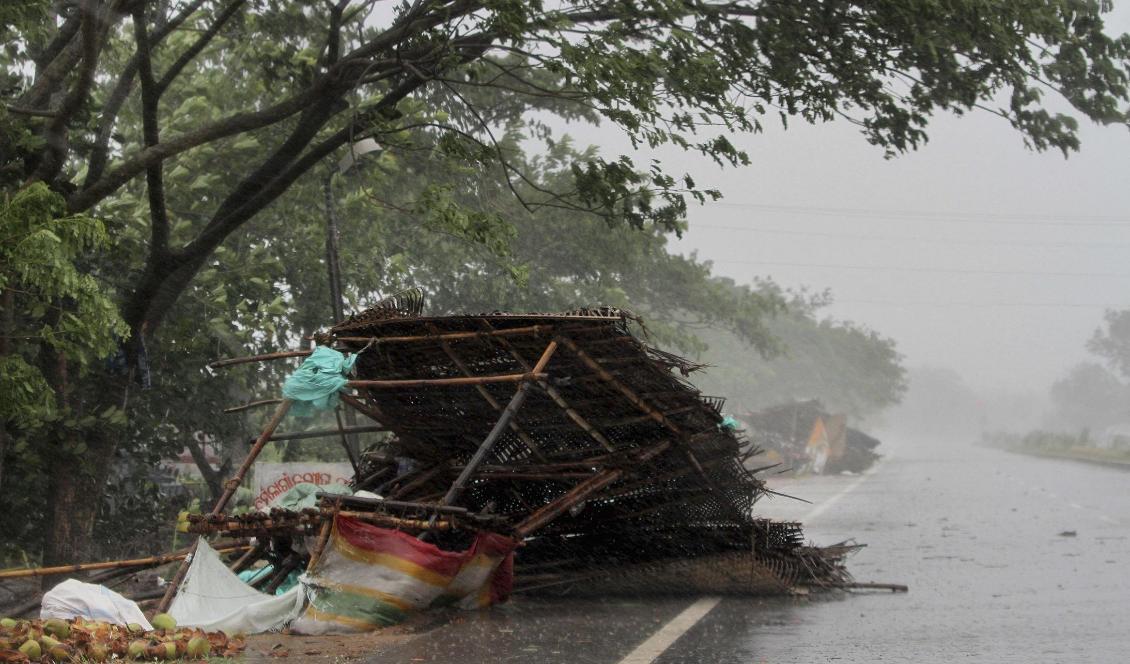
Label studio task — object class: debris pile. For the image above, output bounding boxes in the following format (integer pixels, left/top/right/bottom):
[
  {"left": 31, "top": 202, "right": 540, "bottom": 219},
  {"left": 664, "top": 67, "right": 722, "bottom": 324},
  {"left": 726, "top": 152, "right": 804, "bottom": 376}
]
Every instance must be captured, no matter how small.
[
  {"left": 740, "top": 400, "right": 882, "bottom": 474},
  {"left": 186, "top": 296, "right": 854, "bottom": 619},
  {"left": 4, "top": 292, "right": 870, "bottom": 635}
]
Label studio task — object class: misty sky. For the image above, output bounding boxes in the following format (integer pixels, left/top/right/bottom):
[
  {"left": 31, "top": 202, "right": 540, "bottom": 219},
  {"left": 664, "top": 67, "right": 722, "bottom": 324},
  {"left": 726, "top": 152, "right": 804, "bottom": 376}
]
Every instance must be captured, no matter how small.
[{"left": 567, "top": 10, "right": 1130, "bottom": 397}]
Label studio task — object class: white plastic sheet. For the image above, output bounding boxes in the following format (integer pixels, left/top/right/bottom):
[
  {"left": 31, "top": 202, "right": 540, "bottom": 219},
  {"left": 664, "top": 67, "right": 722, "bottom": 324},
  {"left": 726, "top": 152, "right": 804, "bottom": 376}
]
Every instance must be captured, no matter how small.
[
  {"left": 40, "top": 579, "right": 153, "bottom": 629},
  {"left": 168, "top": 539, "right": 305, "bottom": 634}
]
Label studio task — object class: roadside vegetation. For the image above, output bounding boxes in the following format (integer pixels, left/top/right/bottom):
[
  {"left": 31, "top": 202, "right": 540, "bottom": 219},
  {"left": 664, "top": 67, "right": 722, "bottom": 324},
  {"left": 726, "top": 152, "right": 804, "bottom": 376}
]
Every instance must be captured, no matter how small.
[{"left": 983, "top": 310, "right": 1130, "bottom": 466}]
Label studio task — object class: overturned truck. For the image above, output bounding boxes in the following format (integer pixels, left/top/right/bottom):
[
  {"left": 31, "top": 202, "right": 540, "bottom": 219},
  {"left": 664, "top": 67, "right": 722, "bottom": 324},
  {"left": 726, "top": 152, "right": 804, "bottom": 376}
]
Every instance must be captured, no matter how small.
[{"left": 172, "top": 296, "right": 854, "bottom": 632}]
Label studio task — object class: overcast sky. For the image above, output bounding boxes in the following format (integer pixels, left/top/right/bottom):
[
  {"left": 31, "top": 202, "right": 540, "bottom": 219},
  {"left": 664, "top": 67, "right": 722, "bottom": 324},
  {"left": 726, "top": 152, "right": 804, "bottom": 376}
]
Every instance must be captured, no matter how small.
[{"left": 565, "top": 10, "right": 1130, "bottom": 397}]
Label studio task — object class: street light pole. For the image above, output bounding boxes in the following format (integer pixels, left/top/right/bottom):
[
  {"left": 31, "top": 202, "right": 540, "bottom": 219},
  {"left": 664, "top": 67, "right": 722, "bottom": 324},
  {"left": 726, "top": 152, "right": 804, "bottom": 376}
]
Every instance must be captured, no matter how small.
[{"left": 321, "top": 138, "right": 382, "bottom": 465}]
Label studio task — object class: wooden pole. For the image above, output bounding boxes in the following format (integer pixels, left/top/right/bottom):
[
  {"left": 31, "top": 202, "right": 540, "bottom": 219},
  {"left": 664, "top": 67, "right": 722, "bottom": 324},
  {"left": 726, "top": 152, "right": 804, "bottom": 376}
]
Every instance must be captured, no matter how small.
[
  {"left": 0, "top": 546, "right": 250, "bottom": 580},
  {"left": 335, "top": 408, "right": 361, "bottom": 475},
  {"left": 157, "top": 399, "right": 292, "bottom": 613},
  {"left": 346, "top": 372, "right": 545, "bottom": 389},
  {"left": 213, "top": 399, "right": 293, "bottom": 515},
  {"left": 209, "top": 350, "right": 312, "bottom": 369},
  {"left": 223, "top": 398, "right": 284, "bottom": 414}
]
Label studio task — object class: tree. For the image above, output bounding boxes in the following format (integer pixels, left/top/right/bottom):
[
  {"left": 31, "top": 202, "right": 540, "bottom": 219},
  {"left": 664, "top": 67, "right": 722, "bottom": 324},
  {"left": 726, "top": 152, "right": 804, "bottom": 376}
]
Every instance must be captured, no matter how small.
[
  {"left": 1088, "top": 309, "right": 1130, "bottom": 380},
  {"left": 1049, "top": 362, "right": 1129, "bottom": 431},
  {"left": 3, "top": 0, "right": 1129, "bottom": 564},
  {"left": 689, "top": 288, "right": 906, "bottom": 421}
]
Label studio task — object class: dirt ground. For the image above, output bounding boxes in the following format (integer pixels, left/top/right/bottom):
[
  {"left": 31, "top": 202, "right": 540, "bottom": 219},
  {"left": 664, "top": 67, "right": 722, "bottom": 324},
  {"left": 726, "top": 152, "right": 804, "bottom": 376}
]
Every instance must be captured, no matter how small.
[{"left": 240, "top": 611, "right": 451, "bottom": 663}]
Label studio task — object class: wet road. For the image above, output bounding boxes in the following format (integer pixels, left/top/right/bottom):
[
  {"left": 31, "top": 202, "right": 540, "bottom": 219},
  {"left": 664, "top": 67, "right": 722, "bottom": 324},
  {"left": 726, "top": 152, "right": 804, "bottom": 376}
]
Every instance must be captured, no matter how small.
[{"left": 368, "top": 436, "right": 1130, "bottom": 663}]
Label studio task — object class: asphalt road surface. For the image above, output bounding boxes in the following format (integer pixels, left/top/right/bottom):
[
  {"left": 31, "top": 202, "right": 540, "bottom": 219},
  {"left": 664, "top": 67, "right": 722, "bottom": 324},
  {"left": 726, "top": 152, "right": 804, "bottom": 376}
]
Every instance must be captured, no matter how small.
[{"left": 366, "top": 435, "right": 1129, "bottom": 663}]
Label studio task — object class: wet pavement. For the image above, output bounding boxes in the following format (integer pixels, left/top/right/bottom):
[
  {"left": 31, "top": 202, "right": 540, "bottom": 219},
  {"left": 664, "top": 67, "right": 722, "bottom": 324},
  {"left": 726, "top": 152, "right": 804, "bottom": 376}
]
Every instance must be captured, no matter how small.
[{"left": 365, "top": 435, "right": 1130, "bottom": 663}]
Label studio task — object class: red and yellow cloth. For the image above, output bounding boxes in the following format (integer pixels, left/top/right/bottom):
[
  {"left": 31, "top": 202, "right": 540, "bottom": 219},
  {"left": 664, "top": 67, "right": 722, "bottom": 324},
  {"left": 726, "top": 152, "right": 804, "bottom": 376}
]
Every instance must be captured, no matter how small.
[{"left": 291, "top": 516, "right": 517, "bottom": 634}]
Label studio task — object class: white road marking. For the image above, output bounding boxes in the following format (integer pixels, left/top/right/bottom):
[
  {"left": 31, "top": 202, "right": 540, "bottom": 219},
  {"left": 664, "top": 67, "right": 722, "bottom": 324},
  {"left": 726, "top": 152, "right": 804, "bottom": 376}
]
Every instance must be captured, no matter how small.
[
  {"left": 1069, "top": 502, "right": 1084, "bottom": 510},
  {"left": 802, "top": 458, "right": 886, "bottom": 524},
  {"left": 617, "top": 597, "right": 722, "bottom": 664}
]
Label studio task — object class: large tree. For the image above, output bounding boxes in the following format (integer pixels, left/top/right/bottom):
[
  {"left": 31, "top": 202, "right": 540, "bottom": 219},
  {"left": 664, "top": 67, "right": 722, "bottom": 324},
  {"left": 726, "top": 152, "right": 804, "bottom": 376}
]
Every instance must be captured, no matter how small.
[{"left": 3, "top": 0, "right": 1129, "bottom": 564}]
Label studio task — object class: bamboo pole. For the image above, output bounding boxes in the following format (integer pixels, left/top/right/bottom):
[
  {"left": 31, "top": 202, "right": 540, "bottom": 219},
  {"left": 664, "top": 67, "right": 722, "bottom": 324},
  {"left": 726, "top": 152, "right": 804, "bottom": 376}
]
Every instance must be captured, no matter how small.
[
  {"left": 267, "top": 424, "right": 387, "bottom": 442},
  {"left": 338, "top": 392, "right": 387, "bottom": 424},
  {"left": 315, "top": 492, "right": 470, "bottom": 514},
  {"left": 229, "top": 540, "right": 266, "bottom": 573},
  {"left": 335, "top": 408, "right": 361, "bottom": 475},
  {"left": 846, "top": 582, "right": 909, "bottom": 592},
  {"left": 331, "top": 324, "right": 558, "bottom": 344},
  {"left": 223, "top": 398, "right": 284, "bottom": 414},
  {"left": 346, "top": 371, "right": 545, "bottom": 389},
  {"left": 0, "top": 546, "right": 250, "bottom": 580},
  {"left": 209, "top": 350, "right": 312, "bottom": 369},
  {"left": 213, "top": 399, "right": 293, "bottom": 514}
]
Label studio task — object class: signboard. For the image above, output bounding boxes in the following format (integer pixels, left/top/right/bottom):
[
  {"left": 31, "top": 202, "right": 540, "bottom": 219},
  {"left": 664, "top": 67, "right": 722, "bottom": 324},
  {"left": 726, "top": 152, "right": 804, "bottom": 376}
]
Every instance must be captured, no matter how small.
[{"left": 253, "top": 462, "right": 353, "bottom": 511}]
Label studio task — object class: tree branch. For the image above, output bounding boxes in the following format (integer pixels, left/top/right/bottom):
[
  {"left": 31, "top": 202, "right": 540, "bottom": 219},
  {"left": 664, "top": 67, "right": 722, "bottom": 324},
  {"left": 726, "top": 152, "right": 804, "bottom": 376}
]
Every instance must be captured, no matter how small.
[
  {"left": 132, "top": 5, "right": 170, "bottom": 258},
  {"left": 155, "top": 0, "right": 247, "bottom": 95},
  {"left": 86, "top": 0, "right": 213, "bottom": 188}
]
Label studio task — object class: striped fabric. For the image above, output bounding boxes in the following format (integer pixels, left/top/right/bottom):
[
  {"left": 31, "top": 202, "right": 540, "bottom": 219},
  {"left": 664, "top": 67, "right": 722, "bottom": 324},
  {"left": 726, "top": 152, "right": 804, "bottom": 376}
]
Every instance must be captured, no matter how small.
[{"left": 291, "top": 516, "right": 517, "bottom": 634}]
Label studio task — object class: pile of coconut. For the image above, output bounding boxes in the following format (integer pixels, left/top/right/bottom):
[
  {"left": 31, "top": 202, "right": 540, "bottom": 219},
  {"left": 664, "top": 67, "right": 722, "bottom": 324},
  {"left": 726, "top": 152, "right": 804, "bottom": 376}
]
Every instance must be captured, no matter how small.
[{"left": 0, "top": 614, "right": 245, "bottom": 662}]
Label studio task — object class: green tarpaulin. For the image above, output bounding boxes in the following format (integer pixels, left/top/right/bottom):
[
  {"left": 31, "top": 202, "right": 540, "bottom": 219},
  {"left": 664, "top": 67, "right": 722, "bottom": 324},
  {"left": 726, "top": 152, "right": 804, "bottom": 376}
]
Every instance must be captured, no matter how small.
[{"left": 282, "top": 347, "right": 357, "bottom": 417}]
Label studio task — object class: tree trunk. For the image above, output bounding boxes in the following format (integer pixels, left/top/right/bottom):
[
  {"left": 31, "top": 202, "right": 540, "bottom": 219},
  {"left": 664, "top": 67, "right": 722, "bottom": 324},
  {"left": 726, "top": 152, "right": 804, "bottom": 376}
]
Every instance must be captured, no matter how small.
[
  {"left": 40, "top": 340, "right": 129, "bottom": 568},
  {"left": 184, "top": 433, "right": 224, "bottom": 503}
]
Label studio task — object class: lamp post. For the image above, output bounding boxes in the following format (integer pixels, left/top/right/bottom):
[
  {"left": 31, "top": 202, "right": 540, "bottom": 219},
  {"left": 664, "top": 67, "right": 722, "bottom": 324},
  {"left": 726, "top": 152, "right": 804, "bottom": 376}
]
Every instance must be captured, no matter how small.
[{"left": 324, "top": 138, "right": 382, "bottom": 463}]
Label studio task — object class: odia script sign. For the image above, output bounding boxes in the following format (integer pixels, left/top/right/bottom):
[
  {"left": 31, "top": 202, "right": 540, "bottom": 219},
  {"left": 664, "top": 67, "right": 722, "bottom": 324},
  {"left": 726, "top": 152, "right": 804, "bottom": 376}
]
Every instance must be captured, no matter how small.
[{"left": 253, "top": 462, "right": 352, "bottom": 510}]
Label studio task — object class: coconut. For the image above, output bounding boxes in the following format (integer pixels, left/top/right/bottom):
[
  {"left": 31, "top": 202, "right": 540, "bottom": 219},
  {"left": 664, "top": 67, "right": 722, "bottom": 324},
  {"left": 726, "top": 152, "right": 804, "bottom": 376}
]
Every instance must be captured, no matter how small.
[
  {"left": 19, "top": 639, "right": 41, "bottom": 659},
  {"left": 128, "top": 639, "right": 148, "bottom": 659},
  {"left": 87, "top": 642, "right": 111, "bottom": 662},
  {"left": 186, "top": 635, "right": 211, "bottom": 658},
  {"left": 43, "top": 618, "right": 71, "bottom": 639},
  {"left": 151, "top": 613, "right": 177, "bottom": 632}
]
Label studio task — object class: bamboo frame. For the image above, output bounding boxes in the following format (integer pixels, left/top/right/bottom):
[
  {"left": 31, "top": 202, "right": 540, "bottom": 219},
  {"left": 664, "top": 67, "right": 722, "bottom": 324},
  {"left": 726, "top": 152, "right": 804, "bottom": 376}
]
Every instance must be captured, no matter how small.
[
  {"left": 426, "top": 322, "right": 547, "bottom": 461},
  {"left": 439, "top": 340, "right": 558, "bottom": 507},
  {"left": 514, "top": 441, "right": 673, "bottom": 537},
  {"left": 479, "top": 320, "right": 617, "bottom": 453}
]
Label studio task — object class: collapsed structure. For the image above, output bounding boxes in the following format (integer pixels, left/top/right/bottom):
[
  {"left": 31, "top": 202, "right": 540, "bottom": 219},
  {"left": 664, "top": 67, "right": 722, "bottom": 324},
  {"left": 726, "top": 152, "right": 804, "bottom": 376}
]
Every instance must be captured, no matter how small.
[
  {"left": 740, "top": 400, "right": 882, "bottom": 475},
  {"left": 159, "top": 293, "right": 856, "bottom": 631}
]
